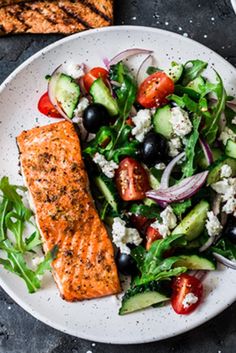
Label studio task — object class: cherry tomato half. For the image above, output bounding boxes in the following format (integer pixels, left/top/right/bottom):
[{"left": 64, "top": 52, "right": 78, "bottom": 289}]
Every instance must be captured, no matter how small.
[
  {"left": 137, "top": 72, "right": 174, "bottom": 108},
  {"left": 115, "top": 157, "right": 150, "bottom": 201},
  {"left": 145, "top": 226, "right": 162, "bottom": 250},
  {"left": 83, "top": 67, "right": 109, "bottom": 92},
  {"left": 171, "top": 274, "right": 203, "bottom": 315},
  {"left": 38, "top": 92, "right": 62, "bottom": 118}
]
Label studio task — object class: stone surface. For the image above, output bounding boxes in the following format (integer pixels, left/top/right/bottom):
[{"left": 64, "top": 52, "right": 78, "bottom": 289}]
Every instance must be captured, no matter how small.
[{"left": 0, "top": 0, "right": 236, "bottom": 352}]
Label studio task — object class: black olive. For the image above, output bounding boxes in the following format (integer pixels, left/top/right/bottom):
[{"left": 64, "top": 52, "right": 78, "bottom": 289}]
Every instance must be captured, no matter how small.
[
  {"left": 224, "top": 218, "right": 236, "bottom": 244},
  {"left": 82, "top": 103, "right": 110, "bottom": 133},
  {"left": 116, "top": 252, "right": 137, "bottom": 276},
  {"left": 140, "top": 132, "right": 167, "bottom": 166}
]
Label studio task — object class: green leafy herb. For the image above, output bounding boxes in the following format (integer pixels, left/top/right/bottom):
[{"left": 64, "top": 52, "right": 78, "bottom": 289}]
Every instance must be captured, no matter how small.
[
  {"left": 146, "top": 66, "right": 162, "bottom": 75},
  {"left": 225, "top": 105, "right": 236, "bottom": 133},
  {"left": 181, "top": 60, "right": 208, "bottom": 86},
  {"left": 167, "top": 93, "right": 199, "bottom": 113},
  {"left": 211, "top": 238, "right": 236, "bottom": 260},
  {"left": 172, "top": 199, "right": 192, "bottom": 217},
  {"left": 129, "top": 203, "right": 161, "bottom": 219},
  {"left": 182, "top": 115, "right": 201, "bottom": 178},
  {"left": 109, "top": 61, "right": 137, "bottom": 119},
  {"left": 131, "top": 234, "right": 187, "bottom": 285},
  {"left": 0, "top": 177, "right": 56, "bottom": 293},
  {"left": 202, "top": 71, "right": 226, "bottom": 144}
]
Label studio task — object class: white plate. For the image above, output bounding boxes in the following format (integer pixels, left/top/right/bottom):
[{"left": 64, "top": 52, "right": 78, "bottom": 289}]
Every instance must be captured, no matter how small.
[
  {"left": 0, "top": 26, "right": 236, "bottom": 345},
  {"left": 231, "top": 0, "right": 236, "bottom": 14}
]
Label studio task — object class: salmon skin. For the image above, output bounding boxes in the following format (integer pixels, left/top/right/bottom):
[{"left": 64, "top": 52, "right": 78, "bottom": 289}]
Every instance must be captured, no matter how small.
[{"left": 17, "top": 121, "right": 120, "bottom": 301}]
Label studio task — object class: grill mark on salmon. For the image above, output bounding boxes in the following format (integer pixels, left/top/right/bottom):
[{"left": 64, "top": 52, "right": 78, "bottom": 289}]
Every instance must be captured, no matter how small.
[
  {"left": 17, "top": 121, "right": 120, "bottom": 301},
  {"left": 0, "top": 0, "right": 112, "bottom": 35},
  {"left": 80, "top": 0, "right": 112, "bottom": 23}
]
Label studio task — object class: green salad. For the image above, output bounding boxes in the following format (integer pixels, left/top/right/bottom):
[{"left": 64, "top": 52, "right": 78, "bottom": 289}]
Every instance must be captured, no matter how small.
[{"left": 1, "top": 48, "right": 236, "bottom": 316}]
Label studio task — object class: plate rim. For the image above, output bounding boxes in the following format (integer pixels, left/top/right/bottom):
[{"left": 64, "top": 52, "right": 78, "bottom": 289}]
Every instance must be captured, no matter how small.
[{"left": 0, "top": 25, "right": 236, "bottom": 344}]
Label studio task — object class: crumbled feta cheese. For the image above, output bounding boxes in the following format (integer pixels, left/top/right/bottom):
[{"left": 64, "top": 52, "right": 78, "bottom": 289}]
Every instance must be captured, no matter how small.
[
  {"left": 64, "top": 63, "right": 85, "bottom": 79},
  {"left": 222, "top": 197, "right": 236, "bottom": 214},
  {"left": 220, "top": 164, "right": 232, "bottom": 178},
  {"left": 219, "top": 127, "right": 236, "bottom": 145},
  {"left": 73, "top": 97, "right": 89, "bottom": 117},
  {"left": 182, "top": 292, "right": 198, "bottom": 309},
  {"left": 93, "top": 153, "right": 118, "bottom": 178},
  {"left": 150, "top": 206, "right": 177, "bottom": 238},
  {"left": 160, "top": 206, "right": 177, "bottom": 230},
  {"left": 131, "top": 109, "right": 152, "bottom": 142},
  {"left": 112, "top": 217, "right": 142, "bottom": 254},
  {"left": 232, "top": 116, "right": 236, "bottom": 125},
  {"left": 151, "top": 220, "right": 170, "bottom": 238},
  {"left": 170, "top": 107, "right": 192, "bottom": 138},
  {"left": 211, "top": 177, "right": 236, "bottom": 202},
  {"left": 155, "top": 163, "right": 166, "bottom": 170},
  {"left": 168, "top": 137, "right": 182, "bottom": 157},
  {"left": 205, "top": 211, "right": 223, "bottom": 237}
]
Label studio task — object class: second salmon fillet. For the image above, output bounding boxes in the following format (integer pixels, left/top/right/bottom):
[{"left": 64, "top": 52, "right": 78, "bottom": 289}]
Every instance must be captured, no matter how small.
[{"left": 17, "top": 121, "right": 120, "bottom": 301}]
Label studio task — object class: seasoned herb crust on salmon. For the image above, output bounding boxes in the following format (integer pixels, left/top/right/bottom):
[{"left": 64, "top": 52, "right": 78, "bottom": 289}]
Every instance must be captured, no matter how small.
[{"left": 17, "top": 121, "right": 120, "bottom": 301}]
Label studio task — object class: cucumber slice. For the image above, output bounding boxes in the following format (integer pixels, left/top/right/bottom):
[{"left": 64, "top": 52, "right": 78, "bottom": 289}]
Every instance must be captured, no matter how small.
[
  {"left": 186, "top": 76, "right": 205, "bottom": 93},
  {"left": 119, "top": 291, "right": 169, "bottom": 315},
  {"left": 55, "top": 73, "right": 80, "bottom": 118},
  {"left": 207, "top": 157, "right": 236, "bottom": 185},
  {"left": 153, "top": 105, "right": 173, "bottom": 139},
  {"left": 197, "top": 148, "right": 223, "bottom": 169},
  {"left": 95, "top": 175, "right": 118, "bottom": 213},
  {"left": 90, "top": 78, "right": 119, "bottom": 116},
  {"left": 225, "top": 139, "right": 236, "bottom": 159},
  {"left": 174, "top": 254, "right": 216, "bottom": 270},
  {"left": 165, "top": 62, "right": 183, "bottom": 83},
  {"left": 172, "top": 200, "right": 210, "bottom": 241}
]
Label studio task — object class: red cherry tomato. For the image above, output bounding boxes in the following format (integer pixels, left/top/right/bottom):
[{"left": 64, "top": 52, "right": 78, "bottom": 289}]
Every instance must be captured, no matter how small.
[
  {"left": 83, "top": 67, "right": 109, "bottom": 92},
  {"left": 145, "top": 226, "right": 162, "bottom": 250},
  {"left": 38, "top": 92, "right": 62, "bottom": 118},
  {"left": 115, "top": 157, "right": 150, "bottom": 201},
  {"left": 171, "top": 274, "right": 203, "bottom": 315},
  {"left": 137, "top": 72, "right": 174, "bottom": 108}
]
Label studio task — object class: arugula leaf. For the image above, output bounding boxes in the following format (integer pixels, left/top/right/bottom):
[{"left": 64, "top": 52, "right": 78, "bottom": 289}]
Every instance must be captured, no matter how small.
[
  {"left": 146, "top": 66, "right": 162, "bottom": 75},
  {"left": 35, "top": 245, "right": 58, "bottom": 276},
  {"left": 211, "top": 238, "right": 236, "bottom": 260},
  {"left": 109, "top": 62, "right": 137, "bottom": 119},
  {"left": 132, "top": 234, "right": 187, "bottom": 285},
  {"left": 172, "top": 199, "right": 192, "bottom": 217},
  {"left": 129, "top": 203, "right": 161, "bottom": 219},
  {"left": 174, "top": 85, "right": 200, "bottom": 101},
  {"left": 182, "top": 115, "right": 201, "bottom": 178},
  {"left": 225, "top": 105, "right": 236, "bottom": 133},
  {"left": 181, "top": 60, "right": 208, "bottom": 86},
  {"left": 168, "top": 93, "right": 199, "bottom": 113},
  {"left": 0, "top": 177, "right": 56, "bottom": 293},
  {"left": 202, "top": 71, "right": 227, "bottom": 144}
]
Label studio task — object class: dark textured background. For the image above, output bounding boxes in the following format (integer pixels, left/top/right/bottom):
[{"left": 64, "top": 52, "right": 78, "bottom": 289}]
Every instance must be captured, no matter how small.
[{"left": 0, "top": 0, "right": 236, "bottom": 352}]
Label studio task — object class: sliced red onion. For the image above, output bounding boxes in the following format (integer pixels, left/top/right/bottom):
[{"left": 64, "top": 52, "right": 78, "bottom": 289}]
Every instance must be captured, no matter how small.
[
  {"left": 108, "top": 48, "right": 153, "bottom": 67},
  {"left": 160, "top": 152, "right": 185, "bottom": 189},
  {"left": 110, "top": 80, "right": 122, "bottom": 87},
  {"left": 136, "top": 54, "right": 153, "bottom": 85},
  {"left": 199, "top": 236, "right": 217, "bottom": 252},
  {"left": 48, "top": 65, "right": 70, "bottom": 121},
  {"left": 146, "top": 171, "right": 208, "bottom": 203},
  {"left": 212, "top": 194, "right": 221, "bottom": 216},
  {"left": 213, "top": 252, "right": 236, "bottom": 270},
  {"left": 194, "top": 270, "right": 208, "bottom": 281},
  {"left": 210, "top": 98, "right": 236, "bottom": 110},
  {"left": 103, "top": 57, "right": 110, "bottom": 69},
  {"left": 199, "top": 137, "right": 213, "bottom": 166}
]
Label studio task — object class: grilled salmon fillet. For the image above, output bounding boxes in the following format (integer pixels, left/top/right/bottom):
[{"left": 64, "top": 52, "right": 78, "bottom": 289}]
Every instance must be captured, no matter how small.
[
  {"left": 0, "top": 0, "right": 113, "bottom": 35},
  {"left": 17, "top": 121, "right": 120, "bottom": 301}
]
